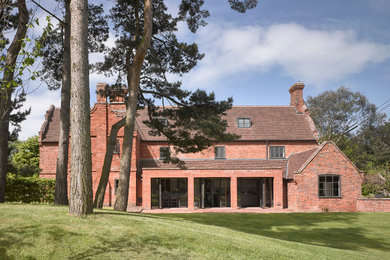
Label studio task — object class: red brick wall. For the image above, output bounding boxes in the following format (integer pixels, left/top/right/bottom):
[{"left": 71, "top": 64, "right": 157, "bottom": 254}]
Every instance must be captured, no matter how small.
[
  {"left": 288, "top": 143, "right": 362, "bottom": 212},
  {"left": 39, "top": 102, "right": 139, "bottom": 207},
  {"left": 39, "top": 142, "right": 58, "bottom": 177},
  {"left": 357, "top": 198, "right": 390, "bottom": 212},
  {"left": 140, "top": 140, "right": 318, "bottom": 160},
  {"left": 142, "top": 168, "right": 284, "bottom": 210}
]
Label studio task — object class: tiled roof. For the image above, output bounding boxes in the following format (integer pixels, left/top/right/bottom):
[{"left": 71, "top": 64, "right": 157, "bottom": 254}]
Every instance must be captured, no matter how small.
[
  {"left": 117, "top": 106, "right": 317, "bottom": 141},
  {"left": 140, "top": 159, "right": 288, "bottom": 170},
  {"left": 40, "top": 105, "right": 318, "bottom": 142},
  {"left": 286, "top": 147, "right": 318, "bottom": 179}
]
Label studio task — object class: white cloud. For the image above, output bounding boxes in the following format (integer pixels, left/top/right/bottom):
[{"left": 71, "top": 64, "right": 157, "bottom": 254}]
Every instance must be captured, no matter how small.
[{"left": 184, "top": 23, "right": 390, "bottom": 88}]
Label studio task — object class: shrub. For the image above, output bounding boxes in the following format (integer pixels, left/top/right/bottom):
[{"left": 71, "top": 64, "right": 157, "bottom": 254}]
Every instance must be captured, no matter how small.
[{"left": 5, "top": 174, "right": 55, "bottom": 203}]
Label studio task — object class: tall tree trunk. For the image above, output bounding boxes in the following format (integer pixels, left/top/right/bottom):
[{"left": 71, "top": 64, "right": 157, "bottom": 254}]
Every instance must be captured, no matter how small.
[
  {"left": 0, "top": 0, "right": 29, "bottom": 203},
  {"left": 55, "top": 0, "right": 71, "bottom": 205},
  {"left": 0, "top": 90, "right": 11, "bottom": 203},
  {"left": 69, "top": 0, "right": 93, "bottom": 216},
  {"left": 94, "top": 118, "right": 125, "bottom": 208},
  {"left": 114, "top": 0, "right": 153, "bottom": 211}
]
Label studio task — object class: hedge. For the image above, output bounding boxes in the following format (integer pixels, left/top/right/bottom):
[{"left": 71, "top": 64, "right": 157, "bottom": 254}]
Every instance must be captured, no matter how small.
[{"left": 5, "top": 175, "right": 55, "bottom": 203}]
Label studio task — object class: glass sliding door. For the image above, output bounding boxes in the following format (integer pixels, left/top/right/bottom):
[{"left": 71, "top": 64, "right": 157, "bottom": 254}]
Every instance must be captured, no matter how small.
[
  {"left": 151, "top": 178, "right": 188, "bottom": 209},
  {"left": 237, "top": 177, "right": 274, "bottom": 208},
  {"left": 194, "top": 178, "right": 231, "bottom": 208}
]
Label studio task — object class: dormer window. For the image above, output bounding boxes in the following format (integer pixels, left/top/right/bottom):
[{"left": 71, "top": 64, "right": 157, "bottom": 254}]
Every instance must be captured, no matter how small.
[
  {"left": 157, "top": 118, "right": 168, "bottom": 127},
  {"left": 214, "top": 146, "right": 226, "bottom": 159},
  {"left": 269, "top": 146, "right": 285, "bottom": 159},
  {"left": 237, "top": 118, "right": 251, "bottom": 128}
]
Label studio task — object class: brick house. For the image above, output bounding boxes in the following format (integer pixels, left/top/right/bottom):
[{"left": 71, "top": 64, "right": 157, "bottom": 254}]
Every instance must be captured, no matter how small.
[{"left": 39, "top": 82, "right": 364, "bottom": 212}]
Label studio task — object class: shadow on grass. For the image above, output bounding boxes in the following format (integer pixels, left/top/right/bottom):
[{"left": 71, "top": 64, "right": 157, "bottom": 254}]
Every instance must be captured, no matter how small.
[
  {"left": 135, "top": 212, "right": 390, "bottom": 252},
  {"left": 0, "top": 223, "right": 82, "bottom": 260}
]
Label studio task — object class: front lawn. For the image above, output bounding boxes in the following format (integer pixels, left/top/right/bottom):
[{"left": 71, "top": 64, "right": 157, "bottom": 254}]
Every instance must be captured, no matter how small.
[{"left": 0, "top": 204, "right": 389, "bottom": 259}]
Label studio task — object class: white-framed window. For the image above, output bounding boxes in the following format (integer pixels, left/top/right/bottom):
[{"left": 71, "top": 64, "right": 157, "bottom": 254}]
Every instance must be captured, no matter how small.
[
  {"left": 237, "top": 118, "right": 251, "bottom": 128},
  {"left": 269, "top": 146, "right": 285, "bottom": 159},
  {"left": 214, "top": 146, "right": 226, "bottom": 159}
]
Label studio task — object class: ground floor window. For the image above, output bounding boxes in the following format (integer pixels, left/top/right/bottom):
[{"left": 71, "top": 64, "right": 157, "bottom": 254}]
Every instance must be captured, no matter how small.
[
  {"left": 151, "top": 178, "right": 188, "bottom": 208},
  {"left": 319, "top": 175, "right": 340, "bottom": 197},
  {"left": 237, "top": 178, "right": 273, "bottom": 207},
  {"left": 194, "top": 178, "right": 231, "bottom": 208}
]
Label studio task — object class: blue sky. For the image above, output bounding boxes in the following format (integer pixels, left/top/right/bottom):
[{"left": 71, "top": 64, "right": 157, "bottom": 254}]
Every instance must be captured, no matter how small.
[{"left": 18, "top": 0, "right": 390, "bottom": 139}]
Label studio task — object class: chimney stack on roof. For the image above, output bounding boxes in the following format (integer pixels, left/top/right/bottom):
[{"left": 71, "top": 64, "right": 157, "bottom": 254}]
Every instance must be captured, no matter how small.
[
  {"left": 289, "top": 82, "right": 306, "bottom": 114},
  {"left": 96, "top": 82, "right": 107, "bottom": 103},
  {"left": 109, "top": 86, "right": 128, "bottom": 103}
]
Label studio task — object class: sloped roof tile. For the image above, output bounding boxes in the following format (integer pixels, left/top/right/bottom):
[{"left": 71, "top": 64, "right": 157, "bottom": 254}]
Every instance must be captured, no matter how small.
[
  {"left": 140, "top": 158, "right": 287, "bottom": 170},
  {"left": 40, "top": 106, "right": 317, "bottom": 142}
]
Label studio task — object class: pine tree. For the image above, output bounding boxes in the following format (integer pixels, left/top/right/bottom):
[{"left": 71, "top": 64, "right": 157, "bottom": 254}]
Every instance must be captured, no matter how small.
[
  {"left": 95, "top": 0, "right": 257, "bottom": 211},
  {"left": 69, "top": 0, "right": 93, "bottom": 216}
]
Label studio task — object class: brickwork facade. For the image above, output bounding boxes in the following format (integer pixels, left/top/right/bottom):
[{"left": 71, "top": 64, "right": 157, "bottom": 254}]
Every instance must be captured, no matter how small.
[
  {"left": 288, "top": 142, "right": 363, "bottom": 212},
  {"left": 356, "top": 198, "right": 390, "bottom": 212},
  {"left": 39, "top": 82, "right": 372, "bottom": 212}
]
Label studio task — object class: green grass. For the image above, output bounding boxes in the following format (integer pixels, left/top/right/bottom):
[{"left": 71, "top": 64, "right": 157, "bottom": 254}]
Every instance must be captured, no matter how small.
[{"left": 1, "top": 204, "right": 390, "bottom": 259}]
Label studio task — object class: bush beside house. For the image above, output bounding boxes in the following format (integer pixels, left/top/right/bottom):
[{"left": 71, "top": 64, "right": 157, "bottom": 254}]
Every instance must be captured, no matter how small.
[{"left": 5, "top": 175, "right": 55, "bottom": 203}]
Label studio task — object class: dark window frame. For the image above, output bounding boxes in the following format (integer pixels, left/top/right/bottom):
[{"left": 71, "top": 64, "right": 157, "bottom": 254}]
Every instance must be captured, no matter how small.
[
  {"left": 160, "top": 146, "right": 170, "bottom": 160},
  {"left": 269, "top": 146, "right": 285, "bottom": 159},
  {"left": 318, "top": 175, "right": 341, "bottom": 198},
  {"left": 237, "top": 118, "right": 251, "bottom": 128},
  {"left": 114, "top": 179, "right": 119, "bottom": 195},
  {"left": 113, "top": 139, "right": 120, "bottom": 154},
  {"left": 214, "top": 146, "right": 226, "bottom": 159}
]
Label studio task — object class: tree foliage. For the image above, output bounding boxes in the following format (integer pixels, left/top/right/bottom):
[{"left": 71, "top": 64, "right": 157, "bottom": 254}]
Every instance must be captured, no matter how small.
[
  {"left": 11, "top": 135, "right": 39, "bottom": 177},
  {"left": 0, "top": 0, "right": 50, "bottom": 203},
  {"left": 98, "top": 0, "right": 244, "bottom": 165},
  {"left": 94, "top": 0, "right": 256, "bottom": 211},
  {"left": 307, "top": 87, "right": 390, "bottom": 195},
  {"left": 306, "top": 87, "right": 385, "bottom": 140},
  {"left": 39, "top": 2, "right": 109, "bottom": 90}
]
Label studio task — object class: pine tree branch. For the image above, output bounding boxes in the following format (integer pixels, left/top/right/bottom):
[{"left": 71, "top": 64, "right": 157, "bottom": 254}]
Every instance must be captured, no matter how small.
[{"left": 31, "top": 0, "right": 65, "bottom": 26}]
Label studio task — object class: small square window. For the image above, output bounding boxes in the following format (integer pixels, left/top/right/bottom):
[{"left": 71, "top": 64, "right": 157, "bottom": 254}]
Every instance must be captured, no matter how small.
[
  {"left": 269, "top": 146, "right": 285, "bottom": 159},
  {"left": 319, "top": 175, "right": 340, "bottom": 197},
  {"left": 160, "top": 147, "right": 170, "bottom": 160},
  {"left": 214, "top": 146, "right": 226, "bottom": 159},
  {"left": 113, "top": 139, "right": 120, "bottom": 154},
  {"left": 237, "top": 118, "right": 251, "bottom": 128},
  {"left": 114, "top": 179, "right": 119, "bottom": 195},
  {"left": 157, "top": 118, "right": 168, "bottom": 127}
]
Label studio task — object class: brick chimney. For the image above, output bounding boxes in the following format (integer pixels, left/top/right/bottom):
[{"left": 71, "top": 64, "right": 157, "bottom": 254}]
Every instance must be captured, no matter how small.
[
  {"left": 96, "top": 82, "right": 107, "bottom": 103},
  {"left": 289, "top": 82, "right": 306, "bottom": 114},
  {"left": 109, "top": 86, "right": 128, "bottom": 103}
]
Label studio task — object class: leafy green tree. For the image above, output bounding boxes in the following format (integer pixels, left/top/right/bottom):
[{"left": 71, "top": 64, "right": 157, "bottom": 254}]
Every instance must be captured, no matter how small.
[
  {"left": 94, "top": 0, "right": 257, "bottom": 211},
  {"left": 307, "top": 87, "right": 389, "bottom": 195},
  {"left": 306, "top": 87, "right": 385, "bottom": 141},
  {"left": 1, "top": 0, "right": 51, "bottom": 202},
  {"left": 11, "top": 136, "right": 40, "bottom": 177}
]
